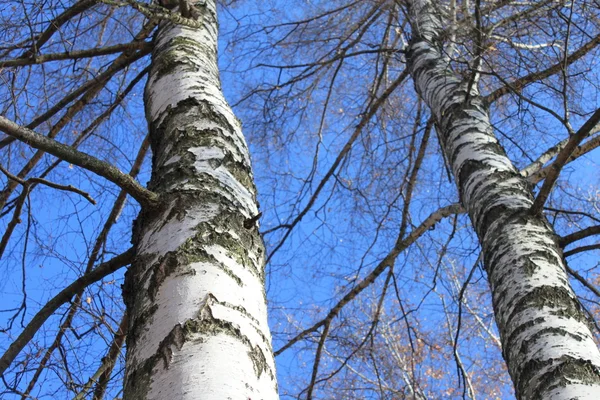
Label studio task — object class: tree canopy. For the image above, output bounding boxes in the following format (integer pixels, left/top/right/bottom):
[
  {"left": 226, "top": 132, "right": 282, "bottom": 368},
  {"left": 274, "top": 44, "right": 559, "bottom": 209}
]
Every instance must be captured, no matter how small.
[{"left": 1, "top": 0, "right": 600, "bottom": 398}]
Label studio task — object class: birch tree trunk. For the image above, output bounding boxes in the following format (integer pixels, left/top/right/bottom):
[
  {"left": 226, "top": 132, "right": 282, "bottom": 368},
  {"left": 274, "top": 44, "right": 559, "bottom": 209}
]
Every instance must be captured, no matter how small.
[
  {"left": 123, "top": 2, "right": 278, "bottom": 398},
  {"left": 406, "top": 1, "right": 600, "bottom": 398}
]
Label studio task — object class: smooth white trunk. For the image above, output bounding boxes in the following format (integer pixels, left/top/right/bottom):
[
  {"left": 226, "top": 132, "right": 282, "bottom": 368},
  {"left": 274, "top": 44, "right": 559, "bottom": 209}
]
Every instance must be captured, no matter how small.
[
  {"left": 407, "top": 1, "right": 600, "bottom": 399},
  {"left": 123, "top": 2, "right": 278, "bottom": 399}
]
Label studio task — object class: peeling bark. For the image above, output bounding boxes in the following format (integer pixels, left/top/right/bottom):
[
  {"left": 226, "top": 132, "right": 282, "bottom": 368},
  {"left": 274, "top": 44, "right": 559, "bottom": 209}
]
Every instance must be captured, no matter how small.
[
  {"left": 123, "top": 2, "right": 278, "bottom": 398},
  {"left": 406, "top": 1, "right": 600, "bottom": 399}
]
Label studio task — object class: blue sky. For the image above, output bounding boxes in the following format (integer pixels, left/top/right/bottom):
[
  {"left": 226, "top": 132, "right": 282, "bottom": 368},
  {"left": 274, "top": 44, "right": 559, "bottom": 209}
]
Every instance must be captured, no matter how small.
[{"left": 1, "top": 1, "right": 600, "bottom": 398}]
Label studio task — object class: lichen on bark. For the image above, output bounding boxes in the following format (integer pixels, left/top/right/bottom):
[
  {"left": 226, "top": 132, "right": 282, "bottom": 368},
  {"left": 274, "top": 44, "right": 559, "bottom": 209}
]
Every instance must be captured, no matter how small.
[
  {"left": 406, "top": 1, "right": 600, "bottom": 398},
  {"left": 123, "top": 2, "right": 278, "bottom": 399}
]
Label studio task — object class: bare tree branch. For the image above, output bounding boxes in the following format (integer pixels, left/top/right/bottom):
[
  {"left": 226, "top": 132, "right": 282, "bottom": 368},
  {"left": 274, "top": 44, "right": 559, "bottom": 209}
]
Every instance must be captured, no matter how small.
[
  {"left": 564, "top": 244, "right": 600, "bottom": 258},
  {"left": 0, "top": 164, "right": 96, "bottom": 205},
  {"left": 0, "top": 248, "right": 134, "bottom": 376},
  {"left": 0, "top": 41, "right": 152, "bottom": 67},
  {"left": 0, "top": 117, "right": 159, "bottom": 209},
  {"left": 560, "top": 226, "right": 600, "bottom": 247},
  {"left": 531, "top": 108, "right": 600, "bottom": 214},
  {"left": 485, "top": 32, "right": 600, "bottom": 104},
  {"left": 274, "top": 203, "right": 461, "bottom": 356},
  {"left": 565, "top": 265, "right": 600, "bottom": 298}
]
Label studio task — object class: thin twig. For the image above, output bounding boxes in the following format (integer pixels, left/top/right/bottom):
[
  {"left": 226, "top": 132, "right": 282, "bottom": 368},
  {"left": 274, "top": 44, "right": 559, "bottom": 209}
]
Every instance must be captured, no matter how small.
[
  {"left": 274, "top": 203, "right": 462, "bottom": 356},
  {"left": 531, "top": 108, "right": 600, "bottom": 214},
  {"left": 485, "top": 32, "right": 600, "bottom": 104},
  {"left": 0, "top": 164, "right": 96, "bottom": 205},
  {"left": 565, "top": 265, "right": 600, "bottom": 298},
  {"left": 266, "top": 68, "right": 410, "bottom": 263},
  {"left": 0, "top": 184, "right": 29, "bottom": 259},
  {"left": 0, "top": 248, "right": 134, "bottom": 376}
]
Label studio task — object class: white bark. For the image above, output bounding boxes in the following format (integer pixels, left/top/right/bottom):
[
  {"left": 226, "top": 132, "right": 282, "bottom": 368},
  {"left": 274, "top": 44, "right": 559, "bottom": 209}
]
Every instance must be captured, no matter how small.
[
  {"left": 407, "top": 1, "right": 600, "bottom": 399},
  {"left": 123, "top": 2, "right": 278, "bottom": 399}
]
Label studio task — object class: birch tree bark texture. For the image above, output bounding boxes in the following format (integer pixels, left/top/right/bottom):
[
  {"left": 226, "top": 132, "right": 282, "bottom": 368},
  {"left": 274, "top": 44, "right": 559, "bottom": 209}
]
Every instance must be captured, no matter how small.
[
  {"left": 406, "top": 1, "right": 600, "bottom": 399},
  {"left": 122, "top": 2, "right": 278, "bottom": 399}
]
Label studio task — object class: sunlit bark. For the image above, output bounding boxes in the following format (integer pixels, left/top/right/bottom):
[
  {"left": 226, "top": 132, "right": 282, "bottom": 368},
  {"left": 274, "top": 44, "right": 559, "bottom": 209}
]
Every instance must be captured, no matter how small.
[
  {"left": 406, "top": 1, "right": 600, "bottom": 399},
  {"left": 123, "top": 2, "right": 278, "bottom": 398}
]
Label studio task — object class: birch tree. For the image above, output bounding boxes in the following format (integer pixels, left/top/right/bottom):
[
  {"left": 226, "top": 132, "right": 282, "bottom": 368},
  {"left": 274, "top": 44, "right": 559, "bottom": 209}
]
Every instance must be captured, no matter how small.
[
  {"left": 405, "top": 0, "right": 600, "bottom": 398},
  {"left": 122, "top": 1, "right": 278, "bottom": 398},
  {"left": 0, "top": 0, "right": 277, "bottom": 398}
]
